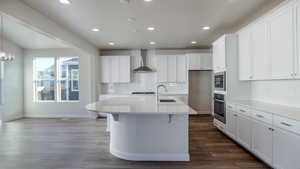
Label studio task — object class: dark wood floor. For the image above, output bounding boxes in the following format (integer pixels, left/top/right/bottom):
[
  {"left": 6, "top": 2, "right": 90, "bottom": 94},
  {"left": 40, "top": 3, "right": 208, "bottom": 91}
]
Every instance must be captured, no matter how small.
[{"left": 0, "top": 115, "right": 270, "bottom": 169}]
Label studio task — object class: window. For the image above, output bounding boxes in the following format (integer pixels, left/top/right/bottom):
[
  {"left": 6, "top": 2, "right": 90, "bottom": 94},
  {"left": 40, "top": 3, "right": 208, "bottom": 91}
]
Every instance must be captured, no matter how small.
[{"left": 33, "top": 56, "right": 79, "bottom": 102}]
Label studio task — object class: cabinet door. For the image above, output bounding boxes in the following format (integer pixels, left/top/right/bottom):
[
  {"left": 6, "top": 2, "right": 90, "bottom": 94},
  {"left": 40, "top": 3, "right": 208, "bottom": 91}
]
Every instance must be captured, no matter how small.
[
  {"left": 295, "top": 2, "right": 300, "bottom": 78},
  {"left": 252, "top": 20, "right": 271, "bottom": 80},
  {"left": 188, "top": 54, "right": 201, "bottom": 70},
  {"left": 273, "top": 128, "right": 300, "bottom": 169},
  {"left": 252, "top": 120, "right": 273, "bottom": 165},
  {"left": 226, "top": 109, "right": 237, "bottom": 139},
  {"left": 119, "top": 56, "right": 131, "bottom": 83},
  {"left": 270, "top": 5, "right": 294, "bottom": 79},
  {"left": 236, "top": 114, "right": 252, "bottom": 150},
  {"left": 100, "top": 56, "right": 111, "bottom": 83},
  {"left": 200, "top": 53, "right": 212, "bottom": 70},
  {"left": 157, "top": 55, "right": 168, "bottom": 83},
  {"left": 167, "top": 55, "right": 177, "bottom": 82},
  {"left": 239, "top": 28, "right": 253, "bottom": 80},
  {"left": 213, "top": 37, "right": 226, "bottom": 71},
  {"left": 111, "top": 56, "right": 120, "bottom": 83},
  {"left": 176, "top": 55, "right": 187, "bottom": 83}
]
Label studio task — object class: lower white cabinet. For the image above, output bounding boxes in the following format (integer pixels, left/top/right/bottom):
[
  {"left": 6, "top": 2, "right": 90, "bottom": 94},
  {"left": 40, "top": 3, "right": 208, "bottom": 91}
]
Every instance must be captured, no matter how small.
[
  {"left": 226, "top": 106, "right": 237, "bottom": 139},
  {"left": 273, "top": 128, "right": 300, "bottom": 169},
  {"left": 252, "top": 119, "right": 273, "bottom": 165},
  {"left": 236, "top": 114, "right": 252, "bottom": 150}
]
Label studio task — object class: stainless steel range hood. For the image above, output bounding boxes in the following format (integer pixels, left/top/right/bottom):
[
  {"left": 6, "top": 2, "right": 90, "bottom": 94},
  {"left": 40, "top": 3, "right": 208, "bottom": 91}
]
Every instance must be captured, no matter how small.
[{"left": 133, "top": 49, "right": 155, "bottom": 73}]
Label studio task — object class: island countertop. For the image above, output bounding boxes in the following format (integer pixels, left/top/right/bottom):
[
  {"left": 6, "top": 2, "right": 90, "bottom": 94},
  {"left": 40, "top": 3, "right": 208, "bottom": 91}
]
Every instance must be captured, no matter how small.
[{"left": 86, "top": 95, "right": 197, "bottom": 115}]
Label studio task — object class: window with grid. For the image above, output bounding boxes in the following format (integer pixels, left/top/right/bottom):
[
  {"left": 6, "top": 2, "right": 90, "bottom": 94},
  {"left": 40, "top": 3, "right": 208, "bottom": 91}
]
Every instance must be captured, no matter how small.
[{"left": 33, "top": 56, "right": 79, "bottom": 102}]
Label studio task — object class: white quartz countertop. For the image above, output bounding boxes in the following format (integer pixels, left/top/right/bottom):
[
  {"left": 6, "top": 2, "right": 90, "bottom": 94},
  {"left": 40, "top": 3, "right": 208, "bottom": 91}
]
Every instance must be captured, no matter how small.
[
  {"left": 87, "top": 95, "right": 197, "bottom": 115},
  {"left": 231, "top": 100, "right": 300, "bottom": 121}
]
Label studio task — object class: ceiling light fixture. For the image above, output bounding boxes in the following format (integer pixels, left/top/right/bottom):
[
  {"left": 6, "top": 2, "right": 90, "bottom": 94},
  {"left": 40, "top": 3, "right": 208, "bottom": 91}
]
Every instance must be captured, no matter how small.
[
  {"left": 59, "top": 0, "right": 71, "bottom": 4},
  {"left": 150, "top": 41, "right": 156, "bottom": 45},
  {"left": 144, "top": 0, "right": 153, "bottom": 2},
  {"left": 202, "top": 26, "right": 210, "bottom": 30},
  {"left": 109, "top": 42, "right": 115, "bottom": 46},
  {"left": 92, "top": 28, "right": 100, "bottom": 32},
  {"left": 147, "top": 27, "right": 155, "bottom": 31},
  {"left": 191, "top": 41, "right": 197, "bottom": 44}
]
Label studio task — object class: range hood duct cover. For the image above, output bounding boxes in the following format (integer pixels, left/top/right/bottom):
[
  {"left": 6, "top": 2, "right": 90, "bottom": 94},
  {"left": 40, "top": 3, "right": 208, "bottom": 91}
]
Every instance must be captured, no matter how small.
[{"left": 133, "top": 49, "right": 155, "bottom": 73}]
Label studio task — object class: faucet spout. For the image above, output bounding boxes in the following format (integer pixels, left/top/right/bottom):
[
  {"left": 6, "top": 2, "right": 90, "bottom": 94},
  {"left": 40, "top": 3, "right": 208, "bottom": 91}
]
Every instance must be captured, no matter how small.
[{"left": 156, "top": 84, "right": 168, "bottom": 103}]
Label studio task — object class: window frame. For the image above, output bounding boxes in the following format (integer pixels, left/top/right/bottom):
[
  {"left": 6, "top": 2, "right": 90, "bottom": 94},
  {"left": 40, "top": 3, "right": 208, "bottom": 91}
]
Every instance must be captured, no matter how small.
[{"left": 33, "top": 56, "right": 80, "bottom": 103}]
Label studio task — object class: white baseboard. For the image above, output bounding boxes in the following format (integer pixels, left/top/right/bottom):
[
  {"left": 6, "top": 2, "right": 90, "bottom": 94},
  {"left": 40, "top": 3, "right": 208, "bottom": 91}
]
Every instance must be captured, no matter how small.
[{"left": 110, "top": 145, "right": 190, "bottom": 161}]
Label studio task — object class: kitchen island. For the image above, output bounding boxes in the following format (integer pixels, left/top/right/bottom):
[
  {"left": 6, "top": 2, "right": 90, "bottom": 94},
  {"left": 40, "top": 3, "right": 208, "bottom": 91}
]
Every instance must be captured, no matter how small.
[{"left": 86, "top": 95, "right": 197, "bottom": 161}]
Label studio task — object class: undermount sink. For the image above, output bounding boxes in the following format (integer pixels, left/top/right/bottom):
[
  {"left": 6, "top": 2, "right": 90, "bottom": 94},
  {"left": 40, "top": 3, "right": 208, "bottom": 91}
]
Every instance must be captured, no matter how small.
[{"left": 159, "top": 99, "right": 176, "bottom": 103}]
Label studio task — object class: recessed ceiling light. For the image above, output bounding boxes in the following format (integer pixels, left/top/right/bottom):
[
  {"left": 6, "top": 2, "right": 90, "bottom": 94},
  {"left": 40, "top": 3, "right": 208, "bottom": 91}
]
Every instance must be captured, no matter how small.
[
  {"left": 144, "top": 0, "right": 153, "bottom": 2},
  {"left": 92, "top": 28, "right": 100, "bottom": 32},
  {"left": 59, "top": 0, "right": 71, "bottom": 4},
  {"left": 147, "top": 27, "right": 155, "bottom": 31},
  {"left": 109, "top": 42, "right": 115, "bottom": 46},
  {"left": 202, "top": 26, "right": 210, "bottom": 30},
  {"left": 191, "top": 41, "right": 197, "bottom": 44},
  {"left": 150, "top": 41, "right": 156, "bottom": 45}
]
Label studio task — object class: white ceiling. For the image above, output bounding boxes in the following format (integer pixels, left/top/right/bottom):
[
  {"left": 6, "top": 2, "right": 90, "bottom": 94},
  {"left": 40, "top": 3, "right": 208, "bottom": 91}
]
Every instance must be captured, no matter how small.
[
  {"left": 2, "top": 16, "right": 70, "bottom": 49},
  {"left": 21, "top": 0, "right": 284, "bottom": 49}
]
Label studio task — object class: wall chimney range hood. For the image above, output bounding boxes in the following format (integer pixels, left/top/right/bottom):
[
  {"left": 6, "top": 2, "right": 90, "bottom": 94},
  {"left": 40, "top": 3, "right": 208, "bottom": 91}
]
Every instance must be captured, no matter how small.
[{"left": 133, "top": 49, "right": 155, "bottom": 73}]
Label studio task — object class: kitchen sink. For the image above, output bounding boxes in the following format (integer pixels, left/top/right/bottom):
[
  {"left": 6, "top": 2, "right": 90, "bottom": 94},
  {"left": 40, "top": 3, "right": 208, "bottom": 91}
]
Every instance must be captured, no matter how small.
[{"left": 159, "top": 99, "right": 176, "bottom": 103}]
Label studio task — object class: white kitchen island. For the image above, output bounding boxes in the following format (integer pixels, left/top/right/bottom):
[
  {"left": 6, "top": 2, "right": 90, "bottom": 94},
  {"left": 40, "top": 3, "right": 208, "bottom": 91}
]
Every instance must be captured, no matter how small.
[{"left": 86, "top": 95, "right": 197, "bottom": 161}]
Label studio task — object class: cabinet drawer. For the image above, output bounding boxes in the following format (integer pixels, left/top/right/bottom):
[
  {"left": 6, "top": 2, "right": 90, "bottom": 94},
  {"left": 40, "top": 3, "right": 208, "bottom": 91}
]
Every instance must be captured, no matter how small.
[
  {"left": 236, "top": 105, "right": 252, "bottom": 117},
  {"left": 274, "top": 116, "right": 300, "bottom": 135},
  {"left": 252, "top": 110, "right": 273, "bottom": 125},
  {"left": 226, "top": 104, "right": 236, "bottom": 111}
]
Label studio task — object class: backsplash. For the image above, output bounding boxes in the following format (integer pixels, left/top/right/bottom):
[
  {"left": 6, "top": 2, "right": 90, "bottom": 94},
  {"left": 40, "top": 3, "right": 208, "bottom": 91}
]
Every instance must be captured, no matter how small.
[
  {"left": 100, "top": 72, "right": 188, "bottom": 95},
  {"left": 251, "top": 80, "right": 300, "bottom": 108}
]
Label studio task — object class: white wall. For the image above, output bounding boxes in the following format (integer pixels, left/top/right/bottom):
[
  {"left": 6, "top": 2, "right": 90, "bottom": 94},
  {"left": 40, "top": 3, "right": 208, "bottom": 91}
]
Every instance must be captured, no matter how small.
[
  {"left": 251, "top": 80, "right": 300, "bottom": 108},
  {"left": 0, "top": 38, "right": 24, "bottom": 122},
  {"left": 24, "top": 48, "right": 94, "bottom": 118}
]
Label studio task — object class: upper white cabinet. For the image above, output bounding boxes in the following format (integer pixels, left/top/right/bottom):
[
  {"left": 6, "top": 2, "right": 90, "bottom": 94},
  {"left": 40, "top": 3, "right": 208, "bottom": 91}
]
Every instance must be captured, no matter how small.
[
  {"left": 157, "top": 55, "right": 187, "bottom": 83},
  {"left": 213, "top": 36, "right": 226, "bottom": 72},
  {"left": 187, "top": 53, "right": 212, "bottom": 70},
  {"left": 238, "top": 1, "right": 300, "bottom": 81},
  {"left": 252, "top": 20, "right": 271, "bottom": 80},
  {"left": 100, "top": 56, "right": 131, "bottom": 83},
  {"left": 270, "top": 4, "right": 295, "bottom": 79},
  {"left": 238, "top": 28, "right": 253, "bottom": 80}
]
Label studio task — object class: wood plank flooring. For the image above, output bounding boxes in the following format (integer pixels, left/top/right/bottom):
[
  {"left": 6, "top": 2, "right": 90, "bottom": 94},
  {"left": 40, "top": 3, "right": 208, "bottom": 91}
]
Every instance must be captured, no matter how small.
[{"left": 0, "top": 115, "right": 270, "bottom": 169}]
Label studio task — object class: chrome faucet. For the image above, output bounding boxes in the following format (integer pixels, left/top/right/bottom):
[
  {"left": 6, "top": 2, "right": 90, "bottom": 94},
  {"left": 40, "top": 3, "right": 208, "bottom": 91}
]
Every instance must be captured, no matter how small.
[{"left": 156, "top": 84, "right": 168, "bottom": 103}]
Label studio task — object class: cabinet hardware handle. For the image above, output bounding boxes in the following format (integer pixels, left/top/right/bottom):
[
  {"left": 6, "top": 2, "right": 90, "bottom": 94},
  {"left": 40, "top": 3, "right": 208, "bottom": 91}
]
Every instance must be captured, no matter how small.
[
  {"left": 228, "top": 106, "right": 233, "bottom": 108},
  {"left": 239, "top": 109, "right": 246, "bottom": 113},
  {"left": 268, "top": 128, "right": 274, "bottom": 131},
  {"left": 256, "top": 114, "right": 264, "bottom": 118},
  {"left": 234, "top": 114, "right": 238, "bottom": 117},
  {"left": 281, "top": 122, "right": 293, "bottom": 127}
]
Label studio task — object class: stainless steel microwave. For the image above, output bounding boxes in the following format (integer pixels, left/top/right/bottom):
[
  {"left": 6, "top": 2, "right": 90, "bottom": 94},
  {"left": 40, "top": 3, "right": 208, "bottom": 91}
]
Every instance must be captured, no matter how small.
[{"left": 214, "top": 72, "right": 226, "bottom": 91}]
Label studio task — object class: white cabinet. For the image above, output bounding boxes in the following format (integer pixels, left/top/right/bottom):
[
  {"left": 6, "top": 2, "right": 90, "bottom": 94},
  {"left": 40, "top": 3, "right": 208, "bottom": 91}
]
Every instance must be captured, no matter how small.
[
  {"left": 226, "top": 105, "right": 237, "bottom": 139},
  {"left": 236, "top": 114, "right": 252, "bottom": 150},
  {"left": 187, "top": 53, "right": 212, "bottom": 70},
  {"left": 238, "top": 28, "right": 253, "bottom": 80},
  {"left": 100, "top": 56, "right": 131, "bottom": 83},
  {"left": 273, "top": 128, "right": 300, "bottom": 169},
  {"left": 213, "top": 36, "right": 226, "bottom": 72},
  {"left": 295, "top": 2, "right": 300, "bottom": 79},
  {"left": 176, "top": 55, "right": 187, "bottom": 82},
  {"left": 270, "top": 5, "right": 294, "bottom": 79},
  {"left": 251, "top": 119, "right": 273, "bottom": 165},
  {"left": 252, "top": 20, "right": 271, "bottom": 80},
  {"left": 157, "top": 55, "right": 187, "bottom": 83}
]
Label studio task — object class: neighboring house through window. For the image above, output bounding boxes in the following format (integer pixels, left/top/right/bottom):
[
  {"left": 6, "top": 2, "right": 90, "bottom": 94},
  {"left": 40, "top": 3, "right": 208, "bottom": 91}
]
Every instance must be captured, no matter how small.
[{"left": 33, "top": 56, "right": 79, "bottom": 102}]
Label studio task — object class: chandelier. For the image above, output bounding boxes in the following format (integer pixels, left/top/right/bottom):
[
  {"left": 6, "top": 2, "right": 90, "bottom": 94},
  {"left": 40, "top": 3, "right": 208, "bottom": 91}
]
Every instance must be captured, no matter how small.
[{"left": 0, "top": 15, "right": 14, "bottom": 62}]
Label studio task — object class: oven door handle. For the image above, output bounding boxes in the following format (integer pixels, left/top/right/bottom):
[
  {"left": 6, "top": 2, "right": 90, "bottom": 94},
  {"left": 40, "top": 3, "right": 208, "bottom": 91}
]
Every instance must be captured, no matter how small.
[{"left": 214, "top": 99, "right": 225, "bottom": 103}]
